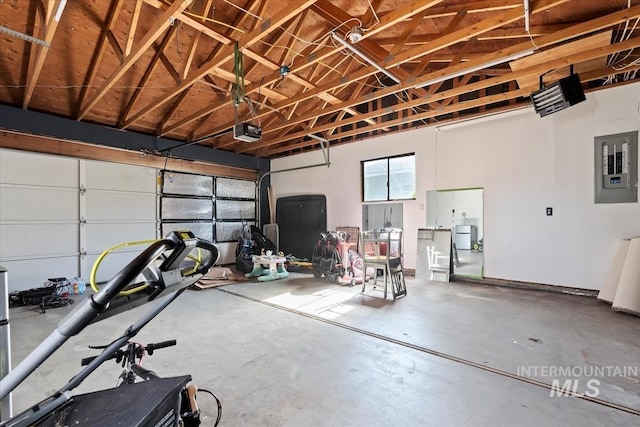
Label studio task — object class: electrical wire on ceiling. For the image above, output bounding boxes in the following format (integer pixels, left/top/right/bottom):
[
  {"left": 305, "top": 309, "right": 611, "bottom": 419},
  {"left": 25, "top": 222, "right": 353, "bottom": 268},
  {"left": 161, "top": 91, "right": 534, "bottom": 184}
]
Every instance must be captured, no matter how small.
[
  {"left": 604, "top": 1, "right": 639, "bottom": 85},
  {"left": 523, "top": 0, "right": 539, "bottom": 49},
  {"left": 160, "top": 0, "right": 247, "bottom": 33},
  {"left": 373, "top": 73, "right": 432, "bottom": 127},
  {"left": 163, "top": 0, "right": 383, "bottom": 88},
  {"left": 361, "top": 0, "right": 381, "bottom": 31}
]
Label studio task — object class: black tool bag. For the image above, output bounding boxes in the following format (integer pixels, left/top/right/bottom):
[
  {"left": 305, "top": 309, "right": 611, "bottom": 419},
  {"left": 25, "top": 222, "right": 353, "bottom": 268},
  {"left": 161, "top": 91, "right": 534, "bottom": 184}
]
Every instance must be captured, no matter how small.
[{"left": 9, "top": 280, "right": 74, "bottom": 313}]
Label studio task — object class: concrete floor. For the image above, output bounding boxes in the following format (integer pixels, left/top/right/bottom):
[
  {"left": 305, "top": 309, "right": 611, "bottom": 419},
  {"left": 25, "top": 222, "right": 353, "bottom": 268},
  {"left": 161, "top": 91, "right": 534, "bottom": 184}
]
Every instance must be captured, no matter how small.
[{"left": 4, "top": 273, "right": 640, "bottom": 426}]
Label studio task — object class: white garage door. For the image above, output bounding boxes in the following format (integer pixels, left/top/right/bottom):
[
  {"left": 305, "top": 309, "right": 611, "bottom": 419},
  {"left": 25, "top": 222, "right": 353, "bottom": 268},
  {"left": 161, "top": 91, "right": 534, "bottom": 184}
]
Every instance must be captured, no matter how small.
[
  {"left": 83, "top": 161, "right": 157, "bottom": 283},
  {"left": 0, "top": 149, "right": 80, "bottom": 291},
  {"left": 0, "top": 149, "right": 157, "bottom": 291}
]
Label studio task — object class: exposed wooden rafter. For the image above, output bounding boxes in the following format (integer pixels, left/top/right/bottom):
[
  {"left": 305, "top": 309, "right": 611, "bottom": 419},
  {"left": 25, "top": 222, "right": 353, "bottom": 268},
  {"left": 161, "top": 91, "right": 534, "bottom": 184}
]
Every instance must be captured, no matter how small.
[
  {"left": 23, "top": 0, "right": 67, "bottom": 108},
  {"left": 1, "top": 0, "right": 638, "bottom": 160},
  {"left": 241, "top": 35, "right": 640, "bottom": 155},
  {"left": 120, "top": 0, "right": 317, "bottom": 129},
  {"left": 77, "top": 0, "right": 192, "bottom": 120}
]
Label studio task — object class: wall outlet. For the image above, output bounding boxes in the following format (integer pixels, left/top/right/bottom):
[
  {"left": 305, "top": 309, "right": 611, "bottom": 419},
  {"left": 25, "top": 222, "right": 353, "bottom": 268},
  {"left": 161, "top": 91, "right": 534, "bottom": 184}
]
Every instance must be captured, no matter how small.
[{"left": 546, "top": 207, "right": 553, "bottom": 216}]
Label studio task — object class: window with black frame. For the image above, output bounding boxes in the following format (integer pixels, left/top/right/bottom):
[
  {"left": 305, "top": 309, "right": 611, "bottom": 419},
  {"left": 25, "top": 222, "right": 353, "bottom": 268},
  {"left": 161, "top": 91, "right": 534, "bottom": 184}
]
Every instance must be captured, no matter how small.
[{"left": 362, "top": 153, "right": 416, "bottom": 202}]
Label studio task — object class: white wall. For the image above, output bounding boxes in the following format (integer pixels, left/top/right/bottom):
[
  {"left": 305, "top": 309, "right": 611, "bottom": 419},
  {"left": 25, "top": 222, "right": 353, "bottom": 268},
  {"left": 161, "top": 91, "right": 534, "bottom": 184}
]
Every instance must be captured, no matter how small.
[{"left": 271, "top": 82, "right": 640, "bottom": 289}]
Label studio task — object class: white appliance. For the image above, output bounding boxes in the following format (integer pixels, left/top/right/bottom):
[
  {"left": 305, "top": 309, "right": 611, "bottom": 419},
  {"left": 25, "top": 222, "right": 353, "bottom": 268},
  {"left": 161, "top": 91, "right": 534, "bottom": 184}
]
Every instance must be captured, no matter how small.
[{"left": 455, "top": 225, "right": 477, "bottom": 250}]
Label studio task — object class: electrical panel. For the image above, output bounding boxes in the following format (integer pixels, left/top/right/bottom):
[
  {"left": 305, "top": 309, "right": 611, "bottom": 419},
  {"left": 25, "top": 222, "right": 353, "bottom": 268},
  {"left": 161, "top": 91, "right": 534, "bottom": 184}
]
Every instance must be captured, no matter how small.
[{"left": 594, "top": 131, "right": 638, "bottom": 204}]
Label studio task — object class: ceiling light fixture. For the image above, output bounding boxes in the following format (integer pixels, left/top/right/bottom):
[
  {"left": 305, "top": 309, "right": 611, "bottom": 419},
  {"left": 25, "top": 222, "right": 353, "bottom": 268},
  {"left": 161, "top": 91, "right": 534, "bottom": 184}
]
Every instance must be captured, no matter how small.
[
  {"left": 348, "top": 26, "right": 364, "bottom": 44},
  {"left": 414, "top": 50, "right": 535, "bottom": 89},
  {"left": 331, "top": 32, "right": 400, "bottom": 84}
]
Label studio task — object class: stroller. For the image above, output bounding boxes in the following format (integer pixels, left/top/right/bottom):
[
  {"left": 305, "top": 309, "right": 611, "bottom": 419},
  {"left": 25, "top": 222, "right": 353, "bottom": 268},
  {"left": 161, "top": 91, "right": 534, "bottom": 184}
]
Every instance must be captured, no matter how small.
[
  {"left": 311, "top": 231, "right": 345, "bottom": 283},
  {"left": 311, "top": 231, "right": 367, "bottom": 286}
]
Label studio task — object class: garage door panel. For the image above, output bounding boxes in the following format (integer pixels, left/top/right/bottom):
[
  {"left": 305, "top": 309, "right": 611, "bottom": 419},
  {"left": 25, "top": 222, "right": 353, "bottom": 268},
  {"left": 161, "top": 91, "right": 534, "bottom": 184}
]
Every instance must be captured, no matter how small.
[
  {"left": 2, "top": 257, "right": 78, "bottom": 292},
  {"left": 85, "top": 161, "right": 157, "bottom": 193},
  {"left": 85, "top": 223, "right": 157, "bottom": 253},
  {"left": 0, "top": 187, "right": 78, "bottom": 221},
  {"left": 85, "top": 192, "right": 156, "bottom": 221},
  {"left": 160, "top": 197, "right": 212, "bottom": 220},
  {"left": 162, "top": 172, "right": 213, "bottom": 196},
  {"left": 0, "top": 223, "right": 78, "bottom": 258},
  {"left": 0, "top": 149, "right": 79, "bottom": 187},
  {"left": 161, "top": 222, "right": 213, "bottom": 242}
]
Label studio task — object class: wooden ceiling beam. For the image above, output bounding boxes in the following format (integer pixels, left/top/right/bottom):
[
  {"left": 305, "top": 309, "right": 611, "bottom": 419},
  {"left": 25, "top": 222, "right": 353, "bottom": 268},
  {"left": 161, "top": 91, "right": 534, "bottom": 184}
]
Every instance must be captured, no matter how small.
[
  {"left": 313, "top": 0, "right": 445, "bottom": 41},
  {"left": 241, "top": 35, "right": 640, "bottom": 154},
  {"left": 181, "top": 0, "right": 214, "bottom": 80},
  {"left": 159, "top": 52, "right": 181, "bottom": 83},
  {"left": 208, "top": 51, "right": 350, "bottom": 147},
  {"left": 165, "top": 74, "right": 231, "bottom": 139},
  {"left": 260, "top": 88, "right": 531, "bottom": 157},
  {"left": 254, "top": 29, "right": 381, "bottom": 126},
  {"left": 181, "top": 42, "right": 340, "bottom": 139},
  {"left": 178, "top": 1, "right": 411, "bottom": 138},
  {"left": 77, "top": 0, "right": 124, "bottom": 116},
  {"left": 411, "top": 1, "right": 640, "bottom": 89},
  {"left": 120, "top": 0, "right": 317, "bottom": 129},
  {"left": 152, "top": 0, "right": 266, "bottom": 136},
  {"left": 385, "top": 0, "right": 570, "bottom": 69},
  {"left": 418, "top": 0, "right": 520, "bottom": 19},
  {"left": 159, "top": 15, "right": 322, "bottom": 137},
  {"left": 26, "top": 1, "right": 45, "bottom": 103},
  {"left": 156, "top": 87, "right": 192, "bottom": 135},
  {"left": 118, "top": 25, "right": 178, "bottom": 127},
  {"left": 328, "top": 80, "right": 368, "bottom": 135},
  {"left": 360, "top": 0, "right": 384, "bottom": 29},
  {"left": 312, "top": 1, "right": 436, "bottom": 98},
  {"left": 240, "top": 0, "right": 539, "bottom": 138},
  {"left": 106, "top": 30, "right": 124, "bottom": 62},
  {"left": 414, "top": 8, "right": 466, "bottom": 77},
  {"left": 390, "top": 8, "right": 434, "bottom": 56},
  {"left": 284, "top": 29, "right": 635, "bottom": 142},
  {"left": 275, "top": 10, "right": 308, "bottom": 67},
  {"left": 156, "top": 1, "right": 264, "bottom": 135},
  {"left": 77, "top": 0, "right": 191, "bottom": 120},
  {"left": 189, "top": 112, "right": 216, "bottom": 142},
  {"left": 125, "top": 0, "right": 144, "bottom": 57},
  {"left": 143, "top": 0, "right": 233, "bottom": 44},
  {"left": 426, "top": 37, "right": 477, "bottom": 96},
  {"left": 373, "top": 24, "right": 571, "bottom": 46},
  {"left": 23, "top": 0, "right": 67, "bottom": 108}
]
